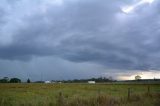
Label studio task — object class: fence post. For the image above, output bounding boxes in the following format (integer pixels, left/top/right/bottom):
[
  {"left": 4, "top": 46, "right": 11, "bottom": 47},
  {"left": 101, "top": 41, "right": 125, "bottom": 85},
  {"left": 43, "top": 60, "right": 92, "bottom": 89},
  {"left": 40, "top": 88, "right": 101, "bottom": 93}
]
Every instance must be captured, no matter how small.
[
  {"left": 128, "top": 88, "right": 131, "bottom": 100},
  {"left": 147, "top": 86, "right": 150, "bottom": 96},
  {"left": 58, "top": 92, "right": 65, "bottom": 106},
  {"left": 97, "top": 89, "right": 101, "bottom": 106}
]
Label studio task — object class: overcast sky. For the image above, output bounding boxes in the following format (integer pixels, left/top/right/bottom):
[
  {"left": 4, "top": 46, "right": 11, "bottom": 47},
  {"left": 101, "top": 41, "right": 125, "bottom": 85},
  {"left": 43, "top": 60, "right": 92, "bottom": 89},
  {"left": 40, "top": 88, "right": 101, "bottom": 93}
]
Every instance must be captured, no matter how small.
[{"left": 0, "top": 0, "right": 160, "bottom": 81}]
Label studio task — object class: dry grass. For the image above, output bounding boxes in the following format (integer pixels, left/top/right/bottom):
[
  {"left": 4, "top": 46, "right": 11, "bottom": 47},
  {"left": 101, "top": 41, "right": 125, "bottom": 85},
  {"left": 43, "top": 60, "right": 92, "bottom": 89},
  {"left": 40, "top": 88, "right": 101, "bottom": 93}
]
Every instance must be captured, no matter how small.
[{"left": 0, "top": 83, "right": 160, "bottom": 106}]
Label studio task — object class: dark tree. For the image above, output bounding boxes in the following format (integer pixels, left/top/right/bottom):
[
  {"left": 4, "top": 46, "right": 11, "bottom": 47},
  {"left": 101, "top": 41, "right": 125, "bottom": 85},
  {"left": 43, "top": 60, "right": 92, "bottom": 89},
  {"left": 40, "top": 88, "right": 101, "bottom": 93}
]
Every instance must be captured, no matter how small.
[
  {"left": 0, "top": 77, "right": 9, "bottom": 83},
  {"left": 10, "top": 78, "right": 21, "bottom": 83},
  {"left": 0, "top": 79, "right": 8, "bottom": 83},
  {"left": 27, "top": 78, "right": 31, "bottom": 83}
]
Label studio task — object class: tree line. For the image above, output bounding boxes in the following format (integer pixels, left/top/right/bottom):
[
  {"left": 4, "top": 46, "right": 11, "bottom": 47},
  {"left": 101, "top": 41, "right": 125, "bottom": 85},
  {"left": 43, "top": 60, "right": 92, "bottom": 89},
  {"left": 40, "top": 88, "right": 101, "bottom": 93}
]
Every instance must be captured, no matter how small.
[
  {"left": 0, "top": 77, "right": 31, "bottom": 83},
  {"left": 53, "top": 77, "right": 115, "bottom": 83}
]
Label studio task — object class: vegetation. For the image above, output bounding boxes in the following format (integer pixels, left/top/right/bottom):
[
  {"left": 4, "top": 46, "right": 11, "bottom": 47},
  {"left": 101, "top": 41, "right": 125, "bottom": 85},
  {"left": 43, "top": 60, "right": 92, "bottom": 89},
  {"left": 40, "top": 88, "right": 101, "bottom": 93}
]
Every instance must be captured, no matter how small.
[
  {"left": 55, "top": 77, "right": 114, "bottom": 83},
  {"left": 0, "top": 77, "right": 9, "bottom": 83},
  {"left": 9, "top": 78, "right": 21, "bottom": 83},
  {"left": 27, "top": 78, "right": 31, "bottom": 83},
  {"left": 135, "top": 75, "right": 141, "bottom": 81},
  {"left": 0, "top": 77, "right": 21, "bottom": 83},
  {"left": 0, "top": 83, "right": 160, "bottom": 106}
]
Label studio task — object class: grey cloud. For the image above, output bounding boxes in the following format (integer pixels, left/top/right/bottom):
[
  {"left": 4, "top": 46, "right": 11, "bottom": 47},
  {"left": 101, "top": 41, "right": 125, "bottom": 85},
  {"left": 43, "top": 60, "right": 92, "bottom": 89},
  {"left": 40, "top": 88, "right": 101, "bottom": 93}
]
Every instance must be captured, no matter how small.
[{"left": 0, "top": 0, "right": 160, "bottom": 73}]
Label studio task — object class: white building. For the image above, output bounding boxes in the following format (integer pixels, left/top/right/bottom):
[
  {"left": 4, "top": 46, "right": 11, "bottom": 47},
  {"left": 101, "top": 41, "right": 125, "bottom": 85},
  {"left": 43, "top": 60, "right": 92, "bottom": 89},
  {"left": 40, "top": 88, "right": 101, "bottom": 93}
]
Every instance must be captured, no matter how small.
[
  {"left": 88, "top": 81, "right": 96, "bottom": 84},
  {"left": 45, "top": 81, "right": 51, "bottom": 84}
]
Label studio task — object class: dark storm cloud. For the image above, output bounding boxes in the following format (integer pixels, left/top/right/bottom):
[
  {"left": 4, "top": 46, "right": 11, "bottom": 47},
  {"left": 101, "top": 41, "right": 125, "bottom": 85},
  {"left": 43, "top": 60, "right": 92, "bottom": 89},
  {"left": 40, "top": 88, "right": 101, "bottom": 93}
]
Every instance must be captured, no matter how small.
[{"left": 0, "top": 0, "right": 160, "bottom": 71}]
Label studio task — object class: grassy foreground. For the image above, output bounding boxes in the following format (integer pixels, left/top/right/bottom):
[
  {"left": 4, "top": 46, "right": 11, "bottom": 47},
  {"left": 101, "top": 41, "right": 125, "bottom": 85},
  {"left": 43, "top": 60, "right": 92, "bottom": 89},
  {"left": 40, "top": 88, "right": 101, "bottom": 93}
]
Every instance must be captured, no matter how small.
[{"left": 0, "top": 83, "right": 160, "bottom": 106}]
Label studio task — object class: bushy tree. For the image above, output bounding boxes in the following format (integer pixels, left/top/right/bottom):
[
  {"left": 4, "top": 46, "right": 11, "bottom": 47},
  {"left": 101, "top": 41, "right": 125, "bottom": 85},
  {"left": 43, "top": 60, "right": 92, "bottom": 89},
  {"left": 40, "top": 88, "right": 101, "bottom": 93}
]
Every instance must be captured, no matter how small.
[
  {"left": 135, "top": 75, "right": 141, "bottom": 81},
  {"left": 10, "top": 78, "right": 21, "bottom": 83},
  {"left": 0, "top": 77, "right": 9, "bottom": 83}
]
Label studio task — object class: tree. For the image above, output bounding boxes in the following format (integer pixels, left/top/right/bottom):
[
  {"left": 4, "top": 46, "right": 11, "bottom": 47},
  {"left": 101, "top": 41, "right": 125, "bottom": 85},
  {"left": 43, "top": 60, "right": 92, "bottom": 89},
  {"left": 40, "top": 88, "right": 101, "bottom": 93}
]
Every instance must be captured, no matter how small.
[
  {"left": 4, "top": 77, "right": 9, "bottom": 82},
  {"left": 135, "top": 75, "right": 141, "bottom": 81},
  {"left": 27, "top": 78, "right": 31, "bottom": 83},
  {"left": 0, "top": 77, "right": 9, "bottom": 83},
  {"left": 10, "top": 78, "right": 21, "bottom": 83}
]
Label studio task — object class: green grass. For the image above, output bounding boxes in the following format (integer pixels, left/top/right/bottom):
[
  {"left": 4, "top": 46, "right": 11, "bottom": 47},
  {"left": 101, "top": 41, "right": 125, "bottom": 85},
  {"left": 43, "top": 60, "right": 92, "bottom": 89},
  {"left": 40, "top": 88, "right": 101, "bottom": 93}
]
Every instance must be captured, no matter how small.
[{"left": 0, "top": 83, "right": 160, "bottom": 106}]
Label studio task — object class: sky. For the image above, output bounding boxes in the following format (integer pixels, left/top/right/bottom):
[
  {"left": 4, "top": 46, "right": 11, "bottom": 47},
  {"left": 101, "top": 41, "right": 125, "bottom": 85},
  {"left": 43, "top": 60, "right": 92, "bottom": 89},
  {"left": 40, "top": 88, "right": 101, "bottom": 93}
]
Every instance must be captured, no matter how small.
[{"left": 0, "top": 0, "right": 160, "bottom": 81}]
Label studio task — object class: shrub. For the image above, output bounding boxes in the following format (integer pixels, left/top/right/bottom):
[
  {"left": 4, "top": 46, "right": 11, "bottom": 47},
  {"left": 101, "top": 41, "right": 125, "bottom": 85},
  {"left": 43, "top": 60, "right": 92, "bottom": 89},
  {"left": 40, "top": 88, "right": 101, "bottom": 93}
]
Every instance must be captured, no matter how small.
[{"left": 10, "top": 78, "right": 21, "bottom": 83}]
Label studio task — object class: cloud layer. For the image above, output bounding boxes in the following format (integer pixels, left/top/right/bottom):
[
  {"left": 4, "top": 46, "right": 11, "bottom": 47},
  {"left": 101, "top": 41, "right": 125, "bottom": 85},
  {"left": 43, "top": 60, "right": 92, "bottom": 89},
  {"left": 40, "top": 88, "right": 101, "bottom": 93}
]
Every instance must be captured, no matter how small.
[{"left": 0, "top": 0, "right": 160, "bottom": 80}]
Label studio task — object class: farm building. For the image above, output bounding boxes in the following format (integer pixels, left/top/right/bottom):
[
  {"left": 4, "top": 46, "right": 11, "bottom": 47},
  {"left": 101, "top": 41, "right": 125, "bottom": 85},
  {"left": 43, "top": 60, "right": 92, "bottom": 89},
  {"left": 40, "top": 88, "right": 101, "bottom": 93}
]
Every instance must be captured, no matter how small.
[
  {"left": 44, "top": 81, "right": 51, "bottom": 84},
  {"left": 88, "top": 81, "right": 96, "bottom": 84}
]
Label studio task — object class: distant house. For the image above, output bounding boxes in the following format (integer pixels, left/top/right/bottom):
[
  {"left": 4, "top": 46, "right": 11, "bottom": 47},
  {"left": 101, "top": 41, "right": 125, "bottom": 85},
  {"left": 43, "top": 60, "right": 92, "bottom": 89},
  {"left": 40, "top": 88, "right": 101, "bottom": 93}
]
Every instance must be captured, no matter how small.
[
  {"left": 45, "top": 81, "right": 51, "bottom": 84},
  {"left": 88, "top": 81, "right": 96, "bottom": 84}
]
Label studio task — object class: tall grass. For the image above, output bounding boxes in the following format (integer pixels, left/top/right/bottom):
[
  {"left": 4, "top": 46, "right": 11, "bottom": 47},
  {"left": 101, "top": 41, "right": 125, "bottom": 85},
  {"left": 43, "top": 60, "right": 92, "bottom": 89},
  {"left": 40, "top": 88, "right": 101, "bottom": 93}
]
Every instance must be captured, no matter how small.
[{"left": 0, "top": 83, "right": 160, "bottom": 106}]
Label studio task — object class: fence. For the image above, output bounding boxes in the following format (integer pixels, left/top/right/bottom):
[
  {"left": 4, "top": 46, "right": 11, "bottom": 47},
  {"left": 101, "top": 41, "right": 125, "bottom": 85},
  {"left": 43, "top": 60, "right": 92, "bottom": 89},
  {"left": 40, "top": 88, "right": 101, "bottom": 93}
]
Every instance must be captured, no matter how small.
[{"left": 57, "top": 86, "right": 153, "bottom": 106}]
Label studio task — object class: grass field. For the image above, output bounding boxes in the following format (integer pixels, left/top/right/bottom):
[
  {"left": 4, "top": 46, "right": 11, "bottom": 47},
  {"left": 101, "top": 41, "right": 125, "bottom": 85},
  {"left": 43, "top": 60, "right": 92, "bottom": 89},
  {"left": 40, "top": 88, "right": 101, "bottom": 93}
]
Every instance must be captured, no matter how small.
[{"left": 0, "top": 83, "right": 160, "bottom": 106}]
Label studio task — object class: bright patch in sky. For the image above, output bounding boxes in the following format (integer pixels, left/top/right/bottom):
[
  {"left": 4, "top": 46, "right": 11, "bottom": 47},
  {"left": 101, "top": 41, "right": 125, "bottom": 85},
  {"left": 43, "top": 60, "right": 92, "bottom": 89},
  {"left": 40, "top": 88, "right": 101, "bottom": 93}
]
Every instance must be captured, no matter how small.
[
  {"left": 122, "top": 0, "right": 155, "bottom": 14},
  {"left": 143, "top": 0, "right": 154, "bottom": 3},
  {"left": 118, "top": 71, "right": 160, "bottom": 80},
  {"left": 122, "top": 6, "right": 134, "bottom": 14}
]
